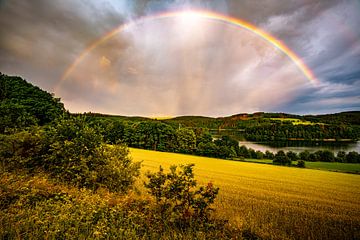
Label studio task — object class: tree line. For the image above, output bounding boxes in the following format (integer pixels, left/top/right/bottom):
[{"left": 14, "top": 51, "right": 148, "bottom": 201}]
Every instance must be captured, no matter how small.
[
  {"left": 86, "top": 118, "right": 360, "bottom": 163},
  {"left": 1, "top": 73, "right": 359, "bottom": 164},
  {"left": 237, "top": 146, "right": 360, "bottom": 164},
  {"left": 245, "top": 124, "right": 359, "bottom": 141}
]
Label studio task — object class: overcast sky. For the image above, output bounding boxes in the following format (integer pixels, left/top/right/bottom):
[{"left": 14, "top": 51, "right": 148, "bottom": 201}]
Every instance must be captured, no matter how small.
[{"left": 0, "top": 0, "right": 359, "bottom": 116}]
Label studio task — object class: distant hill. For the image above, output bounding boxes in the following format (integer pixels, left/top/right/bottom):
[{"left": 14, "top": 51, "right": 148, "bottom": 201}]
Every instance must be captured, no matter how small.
[
  {"left": 1, "top": 72, "right": 358, "bottom": 133},
  {"left": 0, "top": 72, "right": 65, "bottom": 132},
  {"left": 303, "top": 111, "right": 360, "bottom": 125},
  {"left": 81, "top": 110, "right": 360, "bottom": 129},
  {"left": 73, "top": 112, "right": 150, "bottom": 122}
]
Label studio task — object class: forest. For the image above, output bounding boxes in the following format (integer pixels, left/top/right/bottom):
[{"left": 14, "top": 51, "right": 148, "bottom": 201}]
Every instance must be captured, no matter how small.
[
  {"left": 1, "top": 73, "right": 359, "bottom": 239},
  {"left": 1, "top": 73, "right": 359, "bottom": 164}
]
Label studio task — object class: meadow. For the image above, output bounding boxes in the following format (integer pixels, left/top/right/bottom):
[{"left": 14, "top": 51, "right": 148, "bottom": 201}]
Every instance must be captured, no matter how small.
[
  {"left": 238, "top": 158, "right": 360, "bottom": 174},
  {"left": 131, "top": 148, "right": 360, "bottom": 239},
  {"left": 303, "top": 161, "right": 360, "bottom": 173}
]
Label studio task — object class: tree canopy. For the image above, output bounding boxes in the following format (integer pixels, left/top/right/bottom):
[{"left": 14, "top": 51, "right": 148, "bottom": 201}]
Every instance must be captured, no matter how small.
[{"left": 0, "top": 73, "right": 65, "bottom": 133}]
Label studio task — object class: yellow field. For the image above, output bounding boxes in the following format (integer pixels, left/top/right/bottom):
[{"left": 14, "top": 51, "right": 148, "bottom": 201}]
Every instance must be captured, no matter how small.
[{"left": 130, "top": 148, "right": 360, "bottom": 240}]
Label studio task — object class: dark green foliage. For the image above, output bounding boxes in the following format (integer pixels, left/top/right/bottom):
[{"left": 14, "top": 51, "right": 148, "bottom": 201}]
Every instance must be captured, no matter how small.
[
  {"left": 299, "top": 150, "right": 310, "bottom": 161},
  {"left": 308, "top": 151, "right": 320, "bottom": 162},
  {"left": 0, "top": 117, "right": 141, "bottom": 193},
  {"left": 90, "top": 144, "right": 141, "bottom": 192},
  {"left": 286, "top": 151, "right": 298, "bottom": 161},
  {"left": 196, "top": 141, "right": 218, "bottom": 157},
  {"left": 84, "top": 110, "right": 360, "bottom": 142},
  {"left": 255, "top": 150, "right": 264, "bottom": 159},
  {"left": 79, "top": 114, "right": 360, "bottom": 163},
  {"left": 346, "top": 151, "right": 360, "bottom": 163},
  {"left": 337, "top": 151, "right": 346, "bottom": 163},
  {"left": 144, "top": 164, "right": 220, "bottom": 228},
  {"left": 0, "top": 73, "right": 65, "bottom": 132},
  {"left": 245, "top": 124, "right": 359, "bottom": 141},
  {"left": 175, "top": 128, "right": 196, "bottom": 153},
  {"left": 273, "top": 151, "right": 291, "bottom": 165},
  {"left": 319, "top": 150, "right": 335, "bottom": 162},
  {"left": 44, "top": 117, "right": 140, "bottom": 192},
  {"left": 297, "top": 160, "right": 306, "bottom": 168},
  {"left": 0, "top": 128, "right": 45, "bottom": 170},
  {"left": 264, "top": 150, "right": 275, "bottom": 159},
  {"left": 0, "top": 102, "right": 38, "bottom": 133},
  {"left": 304, "top": 111, "right": 360, "bottom": 125},
  {"left": 238, "top": 145, "right": 250, "bottom": 158},
  {"left": 195, "top": 135, "right": 239, "bottom": 159},
  {"left": 304, "top": 150, "right": 335, "bottom": 162},
  {"left": 195, "top": 130, "right": 213, "bottom": 146}
]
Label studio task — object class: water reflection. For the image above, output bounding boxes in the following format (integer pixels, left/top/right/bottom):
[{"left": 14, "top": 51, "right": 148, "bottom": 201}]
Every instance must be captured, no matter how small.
[
  {"left": 238, "top": 141, "right": 360, "bottom": 153},
  {"left": 210, "top": 129, "right": 360, "bottom": 153}
]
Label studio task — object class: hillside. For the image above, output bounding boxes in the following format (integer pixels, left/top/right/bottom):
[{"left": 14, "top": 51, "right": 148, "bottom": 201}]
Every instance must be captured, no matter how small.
[
  {"left": 84, "top": 111, "right": 360, "bottom": 141},
  {"left": 82, "top": 110, "right": 360, "bottom": 128},
  {"left": 0, "top": 73, "right": 65, "bottom": 132}
]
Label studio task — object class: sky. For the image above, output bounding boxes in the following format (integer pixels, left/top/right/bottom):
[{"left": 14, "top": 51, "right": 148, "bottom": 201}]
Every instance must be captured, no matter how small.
[{"left": 0, "top": 0, "right": 359, "bottom": 117}]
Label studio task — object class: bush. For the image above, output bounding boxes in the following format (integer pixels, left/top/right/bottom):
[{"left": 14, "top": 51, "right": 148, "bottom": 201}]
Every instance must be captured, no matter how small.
[
  {"left": 286, "top": 151, "right": 298, "bottom": 161},
  {"left": 144, "top": 164, "right": 219, "bottom": 228},
  {"left": 273, "top": 151, "right": 291, "bottom": 166},
  {"left": 0, "top": 117, "right": 141, "bottom": 193},
  {"left": 91, "top": 144, "right": 141, "bottom": 192},
  {"left": 0, "top": 128, "right": 45, "bottom": 171},
  {"left": 1, "top": 171, "right": 241, "bottom": 239},
  {"left": 297, "top": 160, "right": 306, "bottom": 168},
  {"left": 44, "top": 117, "right": 141, "bottom": 192}
]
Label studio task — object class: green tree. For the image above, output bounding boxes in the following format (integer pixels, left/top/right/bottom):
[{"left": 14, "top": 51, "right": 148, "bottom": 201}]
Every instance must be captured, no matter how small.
[
  {"left": 44, "top": 117, "right": 140, "bottom": 192},
  {"left": 0, "top": 73, "right": 65, "bottom": 131},
  {"left": 299, "top": 150, "right": 310, "bottom": 161},
  {"left": 320, "top": 150, "right": 335, "bottom": 162},
  {"left": 0, "top": 102, "right": 38, "bottom": 133},
  {"left": 286, "top": 151, "right": 298, "bottom": 161},
  {"left": 346, "top": 151, "right": 360, "bottom": 163},
  {"left": 297, "top": 160, "right": 306, "bottom": 168},
  {"left": 273, "top": 151, "right": 291, "bottom": 165},
  {"left": 197, "top": 142, "right": 218, "bottom": 157},
  {"left": 264, "top": 150, "right": 274, "bottom": 159},
  {"left": 176, "top": 128, "right": 196, "bottom": 153},
  {"left": 336, "top": 151, "right": 346, "bottom": 163},
  {"left": 0, "top": 127, "right": 45, "bottom": 170}
]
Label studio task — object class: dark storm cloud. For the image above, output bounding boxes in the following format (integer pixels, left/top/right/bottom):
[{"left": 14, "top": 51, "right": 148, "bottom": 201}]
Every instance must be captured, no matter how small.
[
  {"left": 244, "top": 0, "right": 360, "bottom": 113},
  {"left": 0, "top": 0, "right": 132, "bottom": 89},
  {"left": 0, "top": 0, "right": 359, "bottom": 115}
]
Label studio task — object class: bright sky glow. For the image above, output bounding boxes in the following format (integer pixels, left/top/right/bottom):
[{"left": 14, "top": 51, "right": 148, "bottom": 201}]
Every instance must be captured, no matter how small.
[{"left": 1, "top": 0, "right": 359, "bottom": 115}]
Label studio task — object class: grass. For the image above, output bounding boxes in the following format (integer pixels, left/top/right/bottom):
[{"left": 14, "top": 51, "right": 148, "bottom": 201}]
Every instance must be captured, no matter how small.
[
  {"left": 269, "top": 117, "right": 317, "bottom": 125},
  {"left": 131, "top": 148, "right": 360, "bottom": 240},
  {"left": 0, "top": 170, "right": 239, "bottom": 239},
  {"left": 237, "top": 158, "right": 273, "bottom": 164},
  {"left": 237, "top": 158, "right": 360, "bottom": 174},
  {"left": 304, "top": 161, "right": 360, "bottom": 173}
]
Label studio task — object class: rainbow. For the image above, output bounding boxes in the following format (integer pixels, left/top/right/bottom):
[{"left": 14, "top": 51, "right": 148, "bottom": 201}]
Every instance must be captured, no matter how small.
[{"left": 60, "top": 10, "right": 318, "bottom": 85}]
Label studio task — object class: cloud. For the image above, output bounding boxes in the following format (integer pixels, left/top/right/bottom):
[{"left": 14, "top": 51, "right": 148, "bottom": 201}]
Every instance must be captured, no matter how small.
[
  {"left": 0, "top": 0, "right": 359, "bottom": 116},
  {"left": 57, "top": 17, "right": 309, "bottom": 116},
  {"left": 0, "top": 0, "right": 131, "bottom": 89}
]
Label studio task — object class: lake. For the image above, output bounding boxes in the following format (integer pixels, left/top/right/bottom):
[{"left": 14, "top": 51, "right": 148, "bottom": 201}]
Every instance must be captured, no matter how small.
[
  {"left": 238, "top": 140, "right": 360, "bottom": 153},
  {"left": 210, "top": 129, "right": 360, "bottom": 153}
]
